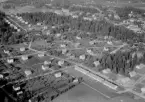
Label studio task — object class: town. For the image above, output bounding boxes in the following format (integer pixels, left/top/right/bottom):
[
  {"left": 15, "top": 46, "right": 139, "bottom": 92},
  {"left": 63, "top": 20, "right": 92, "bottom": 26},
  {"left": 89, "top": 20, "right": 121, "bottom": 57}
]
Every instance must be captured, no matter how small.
[{"left": 0, "top": 0, "right": 145, "bottom": 102}]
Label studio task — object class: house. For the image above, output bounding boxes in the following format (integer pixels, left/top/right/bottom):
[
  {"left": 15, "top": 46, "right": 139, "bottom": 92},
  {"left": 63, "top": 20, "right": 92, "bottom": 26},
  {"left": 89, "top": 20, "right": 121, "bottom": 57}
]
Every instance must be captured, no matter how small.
[
  {"left": 76, "top": 36, "right": 81, "bottom": 40},
  {"left": 37, "top": 23, "right": 41, "bottom": 26},
  {"left": 38, "top": 53, "right": 45, "bottom": 57},
  {"left": 103, "top": 47, "right": 109, "bottom": 51},
  {"left": 24, "top": 70, "right": 32, "bottom": 77},
  {"left": 16, "top": 91, "right": 23, "bottom": 96},
  {"left": 25, "top": 22, "right": 28, "bottom": 24},
  {"left": 107, "top": 41, "right": 113, "bottom": 45},
  {"left": 136, "top": 64, "right": 145, "bottom": 69},
  {"left": 141, "top": 87, "right": 145, "bottom": 93},
  {"left": 13, "top": 85, "right": 20, "bottom": 91},
  {"left": 61, "top": 49, "right": 67, "bottom": 54},
  {"left": 79, "top": 55, "right": 86, "bottom": 60},
  {"left": 7, "top": 59, "right": 14, "bottom": 63},
  {"left": 86, "top": 49, "right": 92, "bottom": 54},
  {"left": 44, "top": 61, "right": 50, "bottom": 65},
  {"left": 60, "top": 44, "right": 66, "bottom": 48},
  {"left": 93, "top": 61, "right": 100, "bottom": 67},
  {"left": 28, "top": 24, "right": 31, "bottom": 27},
  {"left": 58, "top": 60, "right": 64, "bottom": 66},
  {"left": 102, "top": 68, "right": 111, "bottom": 74},
  {"left": 46, "top": 30, "right": 50, "bottom": 35},
  {"left": 73, "top": 78, "right": 78, "bottom": 83},
  {"left": 21, "top": 55, "right": 28, "bottom": 61},
  {"left": 72, "top": 15, "right": 78, "bottom": 18},
  {"left": 4, "top": 50, "right": 9, "bottom": 54},
  {"left": 129, "top": 71, "right": 136, "bottom": 77},
  {"left": 0, "top": 74, "right": 3, "bottom": 78},
  {"left": 20, "top": 47, "right": 25, "bottom": 52},
  {"left": 56, "top": 33, "right": 61, "bottom": 37},
  {"left": 41, "top": 65, "right": 49, "bottom": 71},
  {"left": 54, "top": 72, "right": 62, "bottom": 78}
]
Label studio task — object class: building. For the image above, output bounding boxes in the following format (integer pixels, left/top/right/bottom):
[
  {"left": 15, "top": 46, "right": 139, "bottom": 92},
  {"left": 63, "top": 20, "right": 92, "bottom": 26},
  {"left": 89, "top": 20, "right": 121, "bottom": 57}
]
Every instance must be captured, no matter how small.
[
  {"left": 38, "top": 53, "right": 45, "bottom": 57},
  {"left": 76, "top": 36, "right": 81, "bottom": 40},
  {"left": 41, "top": 65, "right": 49, "bottom": 71},
  {"left": 0, "top": 74, "right": 3, "bottom": 79},
  {"left": 7, "top": 59, "right": 14, "bottom": 63},
  {"left": 107, "top": 41, "right": 113, "bottom": 45},
  {"left": 79, "top": 55, "right": 86, "bottom": 60},
  {"left": 55, "top": 33, "right": 61, "bottom": 37},
  {"left": 4, "top": 50, "right": 9, "bottom": 54},
  {"left": 37, "top": 23, "right": 41, "bottom": 26},
  {"left": 103, "top": 47, "right": 109, "bottom": 51},
  {"left": 44, "top": 61, "right": 50, "bottom": 65},
  {"left": 54, "top": 72, "right": 62, "bottom": 78},
  {"left": 13, "top": 85, "right": 20, "bottom": 91},
  {"left": 46, "top": 30, "right": 50, "bottom": 35},
  {"left": 58, "top": 60, "right": 64, "bottom": 66},
  {"left": 60, "top": 44, "right": 66, "bottom": 48},
  {"left": 73, "top": 78, "right": 78, "bottom": 83},
  {"left": 61, "top": 49, "right": 67, "bottom": 54},
  {"left": 141, "top": 87, "right": 145, "bottom": 93},
  {"left": 93, "top": 61, "right": 100, "bottom": 67},
  {"left": 24, "top": 70, "right": 32, "bottom": 77},
  {"left": 136, "top": 64, "right": 145, "bottom": 69},
  {"left": 129, "top": 71, "right": 136, "bottom": 77},
  {"left": 20, "top": 47, "right": 25, "bottom": 52},
  {"left": 21, "top": 55, "right": 28, "bottom": 61},
  {"left": 102, "top": 68, "right": 111, "bottom": 74}
]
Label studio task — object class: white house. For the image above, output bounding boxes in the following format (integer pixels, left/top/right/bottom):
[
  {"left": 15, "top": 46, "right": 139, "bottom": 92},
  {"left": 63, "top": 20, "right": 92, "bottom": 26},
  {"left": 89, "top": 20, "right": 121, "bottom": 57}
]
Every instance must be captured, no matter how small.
[
  {"left": 24, "top": 70, "right": 32, "bottom": 77},
  {"left": 60, "top": 44, "right": 66, "bottom": 48},
  {"left": 103, "top": 47, "right": 109, "bottom": 51},
  {"left": 7, "top": 59, "right": 14, "bottom": 63},
  {"left": 61, "top": 49, "right": 67, "bottom": 54},
  {"left": 20, "top": 47, "right": 25, "bottom": 52},
  {"left": 4, "top": 50, "right": 10, "bottom": 54},
  {"left": 13, "top": 85, "right": 20, "bottom": 91},
  {"left": 102, "top": 68, "right": 111, "bottom": 74},
  {"left": 141, "top": 87, "right": 145, "bottom": 93},
  {"left": 107, "top": 41, "right": 113, "bottom": 45},
  {"left": 44, "top": 61, "right": 50, "bottom": 65},
  {"left": 54, "top": 72, "right": 62, "bottom": 78},
  {"left": 21, "top": 55, "right": 28, "bottom": 61},
  {"left": 0, "top": 74, "right": 3, "bottom": 78},
  {"left": 79, "top": 55, "right": 86, "bottom": 60},
  {"left": 38, "top": 53, "right": 45, "bottom": 57},
  {"left": 93, "top": 61, "right": 100, "bottom": 67},
  {"left": 41, "top": 65, "right": 49, "bottom": 71},
  {"left": 129, "top": 71, "right": 136, "bottom": 77},
  {"left": 58, "top": 60, "right": 64, "bottom": 66},
  {"left": 76, "top": 36, "right": 81, "bottom": 40}
]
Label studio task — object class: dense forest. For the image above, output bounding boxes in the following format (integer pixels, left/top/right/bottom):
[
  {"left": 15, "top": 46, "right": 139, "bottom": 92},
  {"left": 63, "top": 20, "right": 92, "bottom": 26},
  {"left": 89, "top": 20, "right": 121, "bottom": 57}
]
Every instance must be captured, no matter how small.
[{"left": 99, "top": 50, "right": 145, "bottom": 76}]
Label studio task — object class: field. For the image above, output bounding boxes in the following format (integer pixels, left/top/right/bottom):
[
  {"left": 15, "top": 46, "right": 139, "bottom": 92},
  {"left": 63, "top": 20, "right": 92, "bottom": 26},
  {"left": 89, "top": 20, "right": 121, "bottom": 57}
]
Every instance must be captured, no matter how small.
[{"left": 54, "top": 83, "right": 140, "bottom": 102}]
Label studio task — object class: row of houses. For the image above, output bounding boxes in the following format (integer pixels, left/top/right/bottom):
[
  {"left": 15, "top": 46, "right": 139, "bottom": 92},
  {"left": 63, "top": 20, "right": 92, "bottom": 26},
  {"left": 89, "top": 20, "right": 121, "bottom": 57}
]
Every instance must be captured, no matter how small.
[{"left": 5, "top": 19, "right": 21, "bottom": 32}]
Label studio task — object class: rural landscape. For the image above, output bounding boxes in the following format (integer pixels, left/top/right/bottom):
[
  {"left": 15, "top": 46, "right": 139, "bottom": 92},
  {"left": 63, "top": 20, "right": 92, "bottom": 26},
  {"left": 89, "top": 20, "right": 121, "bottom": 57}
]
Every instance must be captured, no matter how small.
[{"left": 0, "top": 0, "right": 145, "bottom": 102}]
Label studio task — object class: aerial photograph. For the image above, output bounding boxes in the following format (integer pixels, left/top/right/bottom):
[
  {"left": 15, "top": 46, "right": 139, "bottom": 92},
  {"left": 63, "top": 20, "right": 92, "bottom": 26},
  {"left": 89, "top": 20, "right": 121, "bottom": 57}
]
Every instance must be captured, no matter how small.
[{"left": 1, "top": 0, "right": 145, "bottom": 102}]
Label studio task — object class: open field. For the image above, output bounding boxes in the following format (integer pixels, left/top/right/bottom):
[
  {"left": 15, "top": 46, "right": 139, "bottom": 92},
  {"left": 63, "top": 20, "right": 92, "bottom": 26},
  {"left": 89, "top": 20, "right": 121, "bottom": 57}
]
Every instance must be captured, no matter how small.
[{"left": 54, "top": 83, "right": 140, "bottom": 102}]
